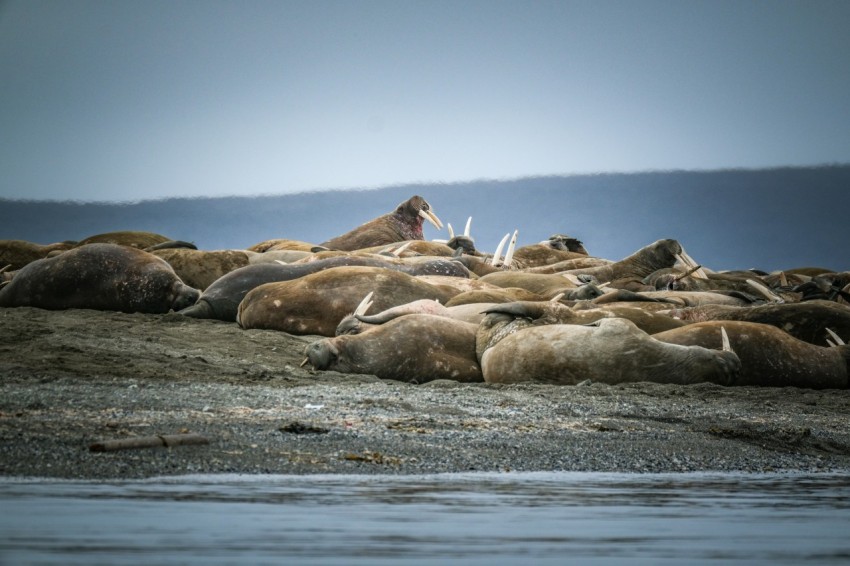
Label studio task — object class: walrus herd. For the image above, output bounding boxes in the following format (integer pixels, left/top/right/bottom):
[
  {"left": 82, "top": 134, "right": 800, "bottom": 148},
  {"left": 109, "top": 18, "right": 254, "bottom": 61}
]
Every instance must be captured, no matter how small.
[{"left": 2, "top": 194, "right": 849, "bottom": 389}]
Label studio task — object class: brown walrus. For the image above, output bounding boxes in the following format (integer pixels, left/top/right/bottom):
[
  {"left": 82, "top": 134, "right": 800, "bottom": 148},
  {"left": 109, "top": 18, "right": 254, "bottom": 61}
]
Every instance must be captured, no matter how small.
[
  {"left": 0, "top": 243, "right": 199, "bottom": 313},
  {"left": 320, "top": 195, "right": 443, "bottom": 251},
  {"left": 304, "top": 314, "right": 482, "bottom": 383},
  {"left": 475, "top": 315, "right": 740, "bottom": 386},
  {"left": 237, "top": 265, "right": 459, "bottom": 336},
  {"left": 653, "top": 321, "right": 850, "bottom": 389}
]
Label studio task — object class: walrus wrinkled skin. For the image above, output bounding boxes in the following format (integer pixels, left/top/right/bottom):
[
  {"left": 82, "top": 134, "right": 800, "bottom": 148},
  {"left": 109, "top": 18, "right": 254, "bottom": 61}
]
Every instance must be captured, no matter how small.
[
  {"left": 74, "top": 230, "right": 175, "bottom": 249},
  {"left": 475, "top": 315, "right": 740, "bottom": 386},
  {"left": 0, "top": 239, "right": 77, "bottom": 270},
  {"left": 664, "top": 300, "right": 850, "bottom": 346},
  {"left": 320, "top": 195, "right": 442, "bottom": 251},
  {"left": 237, "top": 266, "right": 459, "bottom": 336},
  {"left": 179, "top": 254, "right": 469, "bottom": 321},
  {"left": 152, "top": 249, "right": 253, "bottom": 290},
  {"left": 336, "top": 299, "right": 495, "bottom": 336},
  {"left": 305, "top": 315, "right": 482, "bottom": 383},
  {"left": 653, "top": 321, "right": 850, "bottom": 389},
  {"left": 0, "top": 243, "right": 199, "bottom": 313},
  {"left": 480, "top": 300, "right": 686, "bottom": 335},
  {"left": 558, "top": 239, "right": 687, "bottom": 284}
]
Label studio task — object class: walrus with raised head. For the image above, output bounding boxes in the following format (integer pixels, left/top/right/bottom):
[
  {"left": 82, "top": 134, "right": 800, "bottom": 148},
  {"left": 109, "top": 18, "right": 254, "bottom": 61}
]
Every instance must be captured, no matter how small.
[
  {"left": 0, "top": 243, "right": 199, "bottom": 313},
  {"left": 320, "top": 195, "right": 443, "bottom": 251},
  {"left": 557, "top": 239, "right": 698, "bottom": 285},
  {"left": 304, "top": 314, "right": 483, "bottom": 383}
]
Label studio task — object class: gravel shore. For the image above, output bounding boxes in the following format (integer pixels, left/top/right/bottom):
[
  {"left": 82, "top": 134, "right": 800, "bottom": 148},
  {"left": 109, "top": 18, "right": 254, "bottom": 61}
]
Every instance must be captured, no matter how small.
[{"left": 2, "top": 306, "right": 849, "bottom": 479}]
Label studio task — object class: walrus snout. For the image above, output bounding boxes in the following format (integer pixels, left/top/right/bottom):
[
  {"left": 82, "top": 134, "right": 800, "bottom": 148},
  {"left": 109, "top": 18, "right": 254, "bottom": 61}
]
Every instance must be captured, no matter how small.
[
  {"left": 304, "top": 340, "right": 337, "bottom": 370},
  {"left": 171, "top": 284, "right": 201, "bottom": 312}
]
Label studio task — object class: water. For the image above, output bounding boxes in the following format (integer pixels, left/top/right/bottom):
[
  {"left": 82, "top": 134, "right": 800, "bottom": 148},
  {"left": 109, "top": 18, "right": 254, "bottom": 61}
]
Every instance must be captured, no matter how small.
[{"left": 1, "top": 472, "right": 849, "bottom": 565}]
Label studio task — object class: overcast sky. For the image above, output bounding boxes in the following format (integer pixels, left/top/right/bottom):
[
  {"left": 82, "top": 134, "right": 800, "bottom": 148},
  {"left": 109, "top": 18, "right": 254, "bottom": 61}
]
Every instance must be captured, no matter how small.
[{"left": 1, "top": 0, "right": 849, "bottom": 202}]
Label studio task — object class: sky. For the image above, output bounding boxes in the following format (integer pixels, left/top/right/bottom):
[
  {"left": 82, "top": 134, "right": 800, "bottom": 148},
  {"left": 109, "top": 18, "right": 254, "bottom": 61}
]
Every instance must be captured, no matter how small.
[{"left": 1, "top": 0, "right": 849, "bottom": 203}]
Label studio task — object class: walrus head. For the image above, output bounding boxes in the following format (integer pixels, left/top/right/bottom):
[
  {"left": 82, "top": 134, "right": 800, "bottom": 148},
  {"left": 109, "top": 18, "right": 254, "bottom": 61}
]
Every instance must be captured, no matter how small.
[{"left": 303, "top": 340, "right": 339, "bottom": 370}]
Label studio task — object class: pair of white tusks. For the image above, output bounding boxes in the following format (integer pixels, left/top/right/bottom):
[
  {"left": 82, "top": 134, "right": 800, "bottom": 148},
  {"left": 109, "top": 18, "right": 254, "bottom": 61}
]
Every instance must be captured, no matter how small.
[
  {"left": 489, "top": 230, "right": 518, "bottom": 267},
  {"left": 434, "top": 216, "right": 473, "bottom": 244},
  {"left": 826, "top": 328, "right": 845, "bottom": 347},
  {"left": 419, "top": 207, "right": 444, "bottom": 230}
]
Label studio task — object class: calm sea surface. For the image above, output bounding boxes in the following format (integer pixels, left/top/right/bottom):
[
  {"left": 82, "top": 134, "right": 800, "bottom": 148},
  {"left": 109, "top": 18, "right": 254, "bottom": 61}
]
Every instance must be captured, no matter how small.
[{"left": 1, "top": 472, "right": 849, "bottom": 565}]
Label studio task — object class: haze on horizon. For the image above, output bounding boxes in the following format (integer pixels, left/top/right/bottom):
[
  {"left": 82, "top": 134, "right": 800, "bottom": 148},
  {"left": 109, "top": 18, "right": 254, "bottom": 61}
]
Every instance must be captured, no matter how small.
[{"left": 2, "top": 0, "right": 849, "bottom": 203}]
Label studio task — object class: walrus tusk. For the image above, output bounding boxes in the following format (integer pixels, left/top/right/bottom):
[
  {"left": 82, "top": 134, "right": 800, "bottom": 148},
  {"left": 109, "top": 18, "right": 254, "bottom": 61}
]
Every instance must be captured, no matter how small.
[
  {"left": 676, "top": 251, "right": 709, "bottom": 279},
  {"left": 825, "top": 328, "right": 845, "bottom": 346},
  {"left": 779, "top": 271, "right": 788, "bottom": 287},
  {"left": 275, "top": 260, "right": 289, "bottom": 266},
  {"left": 746, "top": 279, "right": 784, "bottom": 303},
  {"left": 721, "top": 327, "right": 733, "bottom": 353},
  {"left": 464, "top": 216, "right": 472, "bottom": 237},
  {"left": 489, "top": 233, "right": 511, "bottom": 266},
  {"left": 420, "top": 208, "right": 443, "bottom": 230},
  {"left": 550, "top": 292, "right": 565, "bottom": 302},
  {"left": 389, "top": 241, "right": 413, "bottom": 257},
  {"left": 446, "top": 223, "right": 455, "bottom": 239},
  {"left": 354, "top": 291, "right": 374, "bottom": 317},
  {"left": 300, "top": 357, "right": 310, "bottom": 367},
  {"left": 674, "top": 263, "right": 704, "bottom": 281},
  {"left": 0, "top": 264, "right": 11, "bottom": 274},
  {"left": 502, "top": 230, "right": 518, "bottom": 268}
]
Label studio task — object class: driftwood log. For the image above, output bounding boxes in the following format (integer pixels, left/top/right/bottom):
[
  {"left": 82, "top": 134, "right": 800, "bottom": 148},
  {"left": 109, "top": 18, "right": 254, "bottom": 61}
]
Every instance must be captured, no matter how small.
[{"left": 89, "top": 433, "right": 209, "bottom": 452}]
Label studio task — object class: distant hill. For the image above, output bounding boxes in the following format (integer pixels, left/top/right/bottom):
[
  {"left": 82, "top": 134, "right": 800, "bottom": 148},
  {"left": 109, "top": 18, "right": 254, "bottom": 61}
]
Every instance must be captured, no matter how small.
[{"left": 2, "top": 166, "right": 848, "bottom": 272}]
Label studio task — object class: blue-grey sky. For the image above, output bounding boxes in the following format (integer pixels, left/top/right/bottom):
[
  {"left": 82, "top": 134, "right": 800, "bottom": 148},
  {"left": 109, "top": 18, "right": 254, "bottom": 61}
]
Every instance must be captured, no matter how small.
[{"left": 1, "top": 0, "right": 849, "bottom": 202}]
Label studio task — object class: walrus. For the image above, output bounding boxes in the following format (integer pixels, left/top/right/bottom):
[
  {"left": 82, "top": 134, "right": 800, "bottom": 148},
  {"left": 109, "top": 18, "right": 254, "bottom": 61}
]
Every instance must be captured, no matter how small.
[
  {"left": 662, "top": 300, "right": 850, "bottom": 346},
  {"left": 557, "top": 239, "right": 697, "bottom": 284},
  {"left": 237, "top": 266, "right": 459, "bottom": 336},
  {"left": 320, "top": 195, "right": 443, "bottom": 251},
  {"left": 443, "top": 287, "right": 547, "bottom": 306},
  {"left": 653, "top": 321, "right": 850, "bottom": 389},
  {"left": 523, "top": 256, "right": 612, "bottom": 275},
  {"left": 335, "top": 297, "right": 497, "bottom": 336},
  {"left": 179, "top": 254, "right": 469, "bottom": 321},
  {"left": 480, "top": 300, "right": 686, "bottom": 335},
  {"left": 478, "top": 271, "right": 579, "bottom": 299},
  {"left": 0, "top": 239, "right": 77, "bottom": 270},
  {"left": 0, "top": 243, "right": 199, "bottom": 313},
  {"left": 247, "top": 239, "right": 321, "bottom": 253},
  {"left": 510, "top": 235, "right": 589, "bottom": 268},
  {"left": 74, "top": 230, "right": 175, "bottom": 249},
  {"left": 475, "top": 315, "right": 740, "bottom": 386},
  {"left": 151, "top": 248, "right": 253, "bottom": 290},
  {"left": 303, "top": 314, "right": 483, "bottom": 383}
]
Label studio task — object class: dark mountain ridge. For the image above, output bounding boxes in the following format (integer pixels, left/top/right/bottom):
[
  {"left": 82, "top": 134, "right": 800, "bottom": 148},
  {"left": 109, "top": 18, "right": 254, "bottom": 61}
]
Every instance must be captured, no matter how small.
[{"left": 2, "top": 166, "right": 848, "bottom": 272}]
